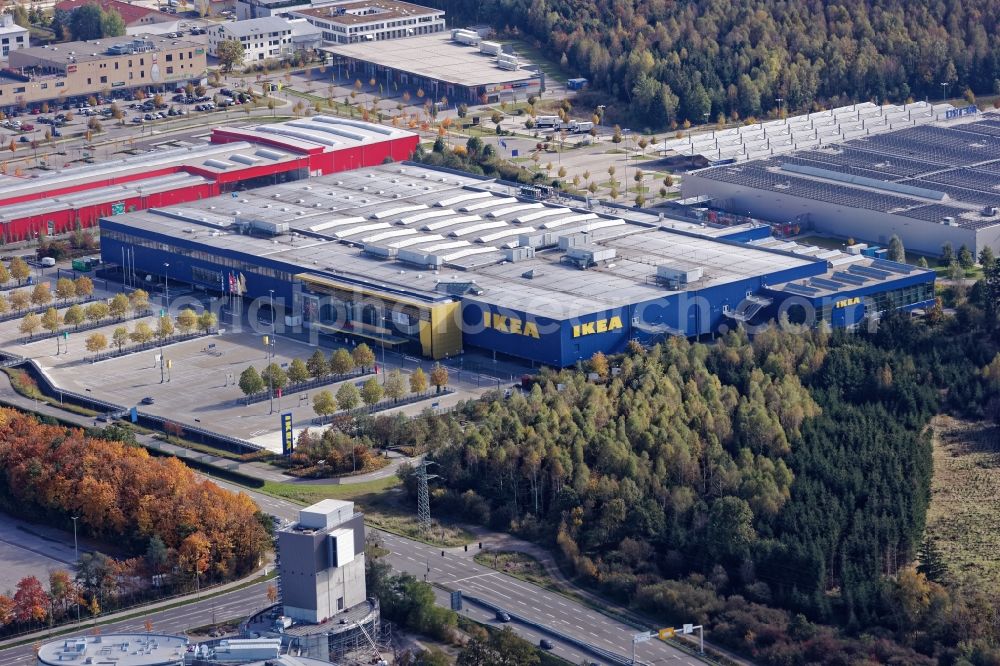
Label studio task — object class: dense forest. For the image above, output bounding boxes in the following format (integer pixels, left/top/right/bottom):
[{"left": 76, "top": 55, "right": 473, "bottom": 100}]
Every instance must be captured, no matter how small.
[
  {"left": 0, "top": 409, "right": 271, "bottom": 631},
  {"left": 431, "top": 0, "right": 1000, "bottom": 127},
  {"left": 392, "top": 263, "right": 1000, "bottom": 663}
]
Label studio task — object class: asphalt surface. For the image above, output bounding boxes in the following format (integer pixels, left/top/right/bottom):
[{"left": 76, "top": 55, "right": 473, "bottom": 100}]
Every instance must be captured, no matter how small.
[
  {"left": 0, "top": 582, "right": 271, "bottom": 666},
  {"left": 0, "top": 424, "right": 707, "bottom": 666},
  {"left": 207, "top": 479, "right": 706, "bottom": 666}
]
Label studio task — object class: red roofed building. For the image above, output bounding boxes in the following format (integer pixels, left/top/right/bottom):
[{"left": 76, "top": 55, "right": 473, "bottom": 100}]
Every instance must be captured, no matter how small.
[{"left": 54, "top": 0, "right": 180, "bottom": 35}]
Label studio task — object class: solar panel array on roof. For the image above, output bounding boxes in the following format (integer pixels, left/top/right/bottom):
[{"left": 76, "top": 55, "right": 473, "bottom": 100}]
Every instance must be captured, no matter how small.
[
  {"left": 784, "top": 283, "right": 820, "bottom": 296},
  {"left": 832, "top": 270, "right": 867, "bottom": 286}
]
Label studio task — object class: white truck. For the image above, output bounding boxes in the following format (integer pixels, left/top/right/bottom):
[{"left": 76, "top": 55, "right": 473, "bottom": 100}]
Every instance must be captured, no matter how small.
[{"left": 535, "top": 115, "right": 560, "bottom": 128}]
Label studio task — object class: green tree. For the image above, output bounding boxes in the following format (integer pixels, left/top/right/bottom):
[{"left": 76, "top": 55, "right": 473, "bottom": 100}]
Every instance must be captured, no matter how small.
[
  {"left": 336, "top": 382, "right": 360, "bottom": 411},
  {"left": 19, "top": 312, "right": 41, "bottom": 338},
  {"left": 217, "top": 39, "right": 245, "bottom": 73},
  {"left": 70, "top": 3, "right": 104, "bottom": 40},
  {"left": 85, "top": 332, "right": 108, "bottom": 356},
  {"left": 9, "top": 257, "right": 30, "bottom": 285},
  {"left": 30, "top": 282, "right": 52, "bottom": 307},
  {"left": 940, "top": 242, "right": 954, "bottom": 266},
  {"left": 41, "top": 307, "right": 60, "bottom": 336},
  {"left": 706, "top": 496, "right": 757, "bottom": 562},
  {"left": 916, "top": 538, "right": 948, "bottom": 583},
  {"left": 9, "top": 290, "right": 28, "bottom": 312},
  {"left": 888, "top": 234, "right": 906, "bottom": 262},
  {"left": 288, "top": 357, "right": 310, "bottom": 384},
  {"left": 55, "top": 278, "right": 76, "bottom": 303},
  {"left": 155, "top": 315, "right": 174, "bottom": 341},
  {"left": 360, "top": 377, "right": 383, "bottom": 406},
  {"left": 306, "top": 349, "right": 329, "bottom": 378},
  {"left": 312, "top": 390, "right": 336, "bottom": 418},
  {"left": 100, "top": 7, "right": 125, "bottom": 37},
  {"left": 261, "top": 362, "right": 288, "bottom": 391},
  {"left": 958, "top": 244, "right": 975, "bottom": 269},
  {"left": 85, "top": 301, "right": 109, "bottom": 324},
  {"left": 384, "top": 369, "right": 406, "bottom": 403},
  {"left": 979, "top": 246, "right": 996, "bottom": 269},
  {"left": 409, "top": 367, "right": 427, "bottom": 394},
  {"left": 129, "top": 288, "right": 149, "bottom": 312},
  {"left": 330, "top": 348, "right": 355, "bottom": 375},
  {"left": 197, "top": 310, "right": 217, "bottom": 333},
  {"left": 63, "top": 304, "right": 84, "bottom": 329},
  {"left": 112, "top": 326, "right": 129, "bottom": 353},
  {"left": 108, "top": 293, "right": 129, "bottom": 319},
  {"left": 74, "top": 276, "right": 94, "bottom": 299},
  {"left": 352, "top": 343, "right": 376, "bottom": 372},
  {"left": 129, "top": 321, "right": 154, "bottom": 345},
  {"left": 11, "top": 4, "right": 28, "bottom": 28},
  {"left": 175, "top": 308, "right": 198, "bottom": 334},
  {"left": 239, "top": 366, "right": 265, "bottom": 397},
  {"left": 457, "top": 626, "right": 539, "bottom": 666}
]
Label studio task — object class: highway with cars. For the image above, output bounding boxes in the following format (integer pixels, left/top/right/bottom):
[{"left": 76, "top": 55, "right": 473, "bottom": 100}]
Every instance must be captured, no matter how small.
[{"left": 208, "top": 479, "right": 707, "bottom": 666}]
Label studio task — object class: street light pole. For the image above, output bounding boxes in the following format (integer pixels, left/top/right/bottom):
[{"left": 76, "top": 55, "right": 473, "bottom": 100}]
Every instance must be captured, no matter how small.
[
  {"left": 163, "top": 262, "right": 170, "bottom": 308},
  {"left": 268, "top": 289, "right": 275, "bottom": 414},
  {"left": 941, "top": 82, "right": 948, "bottom": 102},
  {"left": 71, "top": 516, "right": 80, "bottom": 622}
]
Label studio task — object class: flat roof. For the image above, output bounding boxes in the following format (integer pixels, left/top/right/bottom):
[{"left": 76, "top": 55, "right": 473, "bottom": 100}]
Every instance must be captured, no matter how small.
[
  {"left": 214, "top": 16, "right": 294, "bottom": 36},
  {"left": 102, "top": 164, "right": 824, "bottom": 319},
  {"left": 295, "top": 0, "right": 439, "bottom": 25},
  {"left": 13, "top": 34, "right": 200, "bottom": 66},
  {"left": 323, "top": 34, "right": 538, "bottom": 87},
  {"left": 216, "top": 115, "right": 416, "bottom": 151},
  {"left": 693, "top": 111, "right": 1000, "bottom": 231},
  {"left": 37, "top": 634, "right": 188, "bottom": 666},
  {"left": 0, "top": 141, "right": 295, "bottom": 205}
]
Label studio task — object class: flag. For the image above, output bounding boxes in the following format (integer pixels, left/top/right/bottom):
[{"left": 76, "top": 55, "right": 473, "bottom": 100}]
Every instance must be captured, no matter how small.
[
  {"left": 238, "top": 273, "right": 247, "bottom": 296},
  {"left": 511, "top": 149, "right": 519, "bottom": 157},
  {"left": 228, "top": 273, "right": 236, "bottom": 294},
  {"left": 499, "top": 139, "right": 507, "bottom": 149}
]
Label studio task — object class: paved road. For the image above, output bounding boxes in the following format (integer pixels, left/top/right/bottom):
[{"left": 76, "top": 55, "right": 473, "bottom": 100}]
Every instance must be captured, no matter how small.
[
  {"left": 208, "top": 479, "right": 706, "bottom": 666},
  {"left": 0, "top": 582, "right": 270, "bottom": 666},
  {"left": 0, "top": 376, "right": 708, "bottom": 664}
]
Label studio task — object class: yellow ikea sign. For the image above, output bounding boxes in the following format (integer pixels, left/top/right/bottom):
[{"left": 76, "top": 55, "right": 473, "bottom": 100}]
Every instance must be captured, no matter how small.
[
  {"left": 572, "top": 316, "right": 623, "bottom": 338},
  {"left": 835, "top": 297, "right": 861, "bottom": 308},
  {"left": 482, "top": 312, "right": 540, "bottom": 339}
]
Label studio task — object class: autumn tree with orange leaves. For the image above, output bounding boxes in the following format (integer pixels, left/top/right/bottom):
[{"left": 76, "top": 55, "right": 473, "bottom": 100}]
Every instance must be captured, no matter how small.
[{"left": 0, "top": 407, "right": 269, "bottom": 630}]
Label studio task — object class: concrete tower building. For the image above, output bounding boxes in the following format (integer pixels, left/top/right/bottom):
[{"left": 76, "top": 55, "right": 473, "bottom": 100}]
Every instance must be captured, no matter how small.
[{"left": 276, "top": 499, "right": 366, "bottom": 623}]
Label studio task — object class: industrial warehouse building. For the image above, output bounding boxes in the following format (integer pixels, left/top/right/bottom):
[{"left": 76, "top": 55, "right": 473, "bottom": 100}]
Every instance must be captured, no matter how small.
[
  {"left": 98, "top": 163, "right": 934, "bottom": 366},
  {"left": 680, "top": 106, "right": 1000, "bottom": 257},
  {"left": 0, "top": 116, "right": 416, "bottom": 241},
  {"left": 323, "top": 30, "right": 542, "bottom": 104}
]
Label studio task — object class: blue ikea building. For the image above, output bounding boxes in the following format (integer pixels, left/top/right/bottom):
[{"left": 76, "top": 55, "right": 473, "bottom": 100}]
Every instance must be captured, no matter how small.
[{"left": 99, "top": 164, "right": 936, "bottom": 367}]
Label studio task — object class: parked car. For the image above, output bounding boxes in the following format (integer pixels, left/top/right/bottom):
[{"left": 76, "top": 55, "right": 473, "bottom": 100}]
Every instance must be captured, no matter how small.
[
  {"left": 132, "top": 117, "right": 144, "bottom": 124},
  {"left": 20, "top": 123, "right": 33, "bottom": 131},
  {"left": 18, "top": 136, "right": 29, "bottom": 143},
  {"left": 140, "top": 396, "right": 154, "bottom": 405}
]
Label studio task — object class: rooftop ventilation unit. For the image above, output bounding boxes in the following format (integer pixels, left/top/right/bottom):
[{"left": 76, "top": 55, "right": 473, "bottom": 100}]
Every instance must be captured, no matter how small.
[
  {"left": 451, "top": 28, "right": 480, "bottom": 45},
  {"left": 561, "top": 245, "right": 615, "bottom": 269},
  {"left": 243, "top": 218, "right": 289, "bottom": 235},
  {"left": 502, "top": 246, "right": 535, "bottom": 262},
  {"left": 656, "top": 264, "right": 703, "bottom": 288},
  {"left": 497, "top": 53, "right": 519, "bottom": 70}
]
